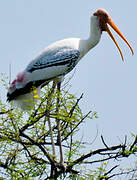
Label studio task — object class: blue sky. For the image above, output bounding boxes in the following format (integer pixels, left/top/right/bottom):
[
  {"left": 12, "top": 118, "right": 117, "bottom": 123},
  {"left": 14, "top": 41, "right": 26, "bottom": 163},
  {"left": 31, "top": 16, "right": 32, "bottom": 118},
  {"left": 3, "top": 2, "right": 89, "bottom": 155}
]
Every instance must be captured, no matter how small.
[{"left": 0, "top": 0, "right": 137, "bottom": 149}]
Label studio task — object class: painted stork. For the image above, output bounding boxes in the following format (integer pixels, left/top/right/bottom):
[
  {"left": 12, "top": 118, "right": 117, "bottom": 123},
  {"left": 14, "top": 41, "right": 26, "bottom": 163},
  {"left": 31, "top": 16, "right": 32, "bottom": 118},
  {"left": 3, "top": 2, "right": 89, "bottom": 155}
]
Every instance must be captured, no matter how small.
[{"left": 7, "top": 8, "right": 134, "bottom": 109}]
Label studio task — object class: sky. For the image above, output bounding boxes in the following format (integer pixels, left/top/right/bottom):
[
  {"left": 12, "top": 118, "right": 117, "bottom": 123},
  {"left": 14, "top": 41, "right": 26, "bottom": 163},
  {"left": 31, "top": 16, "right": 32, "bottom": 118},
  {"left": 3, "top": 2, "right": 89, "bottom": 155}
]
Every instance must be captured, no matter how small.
[{"left": 0, "top": 0, "right": 137, "bottom": 170}]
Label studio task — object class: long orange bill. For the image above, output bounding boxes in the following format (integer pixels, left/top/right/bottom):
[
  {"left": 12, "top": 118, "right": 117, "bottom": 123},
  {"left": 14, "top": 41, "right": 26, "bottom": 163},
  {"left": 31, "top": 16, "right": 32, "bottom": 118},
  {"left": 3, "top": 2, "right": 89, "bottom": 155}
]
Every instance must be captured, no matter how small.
[{"left": 106, "top": 19, "right": 134, "bottom": 61}]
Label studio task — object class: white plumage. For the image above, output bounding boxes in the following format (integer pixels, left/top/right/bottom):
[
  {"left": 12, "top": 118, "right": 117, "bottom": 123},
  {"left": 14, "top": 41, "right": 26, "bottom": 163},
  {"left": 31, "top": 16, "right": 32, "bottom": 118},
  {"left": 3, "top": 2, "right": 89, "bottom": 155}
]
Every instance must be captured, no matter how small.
[{"left": 7, "top": 9, "right": 133, "bottom": 110}]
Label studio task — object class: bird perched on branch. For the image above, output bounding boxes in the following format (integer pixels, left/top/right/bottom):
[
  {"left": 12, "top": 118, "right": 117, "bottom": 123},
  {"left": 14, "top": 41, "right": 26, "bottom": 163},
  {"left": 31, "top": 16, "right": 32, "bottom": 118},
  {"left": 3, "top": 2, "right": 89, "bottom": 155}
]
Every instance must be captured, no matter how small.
[{"left": 7, "top": 8, "right": 134, "bottom": 110}]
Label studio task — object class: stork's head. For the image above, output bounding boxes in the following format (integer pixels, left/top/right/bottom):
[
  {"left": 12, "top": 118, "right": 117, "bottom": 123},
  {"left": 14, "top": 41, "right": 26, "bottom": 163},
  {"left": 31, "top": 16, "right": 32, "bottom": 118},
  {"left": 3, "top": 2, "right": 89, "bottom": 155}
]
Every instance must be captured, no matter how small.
[{"left": 93, "top": 8, "right": 134, "bottom": 60}]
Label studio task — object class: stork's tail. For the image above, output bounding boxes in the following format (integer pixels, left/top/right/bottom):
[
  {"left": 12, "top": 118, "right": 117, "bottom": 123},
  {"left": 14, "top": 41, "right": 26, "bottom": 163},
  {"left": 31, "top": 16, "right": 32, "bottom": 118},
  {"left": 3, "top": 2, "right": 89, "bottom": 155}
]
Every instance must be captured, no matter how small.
[
  {"left": 7, "top": 71, "right": 41, "bottom": 110},
  {"left": 8, "top": 87, "right": 41, "bottom": 110}
]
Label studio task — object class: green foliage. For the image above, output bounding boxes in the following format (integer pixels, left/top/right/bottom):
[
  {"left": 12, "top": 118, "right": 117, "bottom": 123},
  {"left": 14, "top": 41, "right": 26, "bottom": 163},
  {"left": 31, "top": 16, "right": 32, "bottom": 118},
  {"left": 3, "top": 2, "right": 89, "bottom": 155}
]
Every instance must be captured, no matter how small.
[
  {"left": 0, "top": 81, "right": 95, "bottom": 179},
  {"left": 0, "top": 78, "right": 136, "bottom": 179}
]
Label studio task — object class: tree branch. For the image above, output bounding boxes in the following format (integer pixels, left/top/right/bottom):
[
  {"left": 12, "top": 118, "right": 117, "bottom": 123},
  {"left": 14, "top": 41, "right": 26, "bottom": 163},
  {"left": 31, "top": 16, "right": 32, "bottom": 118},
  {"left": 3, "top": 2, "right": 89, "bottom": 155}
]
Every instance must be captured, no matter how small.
[
  {"left": 69, "top": 144, "right": 124, "bottom": 168},
  {"left": 19, "top": 130, "right": 56, "bottom": 167}
]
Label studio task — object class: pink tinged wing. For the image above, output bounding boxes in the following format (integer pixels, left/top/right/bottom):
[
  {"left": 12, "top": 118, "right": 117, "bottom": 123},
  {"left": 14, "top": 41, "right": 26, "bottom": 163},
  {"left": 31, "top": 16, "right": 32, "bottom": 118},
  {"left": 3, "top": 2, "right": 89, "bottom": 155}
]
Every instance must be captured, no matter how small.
[
  {"left": 16, "top": 71, "right": 27, "bottom": 88},
  {"left": 17, "top": 71, "right": 26, "bottom": 82},
  {"left": 8, "top": 71, "right": 27, "bottom": 94},
  {"left": 9, "top": 79, "right": 17, "bottom": 92}
]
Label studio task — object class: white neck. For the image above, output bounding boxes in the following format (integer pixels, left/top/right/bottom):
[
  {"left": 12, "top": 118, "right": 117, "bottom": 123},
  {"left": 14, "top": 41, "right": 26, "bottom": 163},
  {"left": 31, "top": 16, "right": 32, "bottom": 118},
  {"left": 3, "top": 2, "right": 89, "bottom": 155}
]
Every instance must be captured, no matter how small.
[{"left": 79, "top": 16, "right": 102, "bottom": 57}]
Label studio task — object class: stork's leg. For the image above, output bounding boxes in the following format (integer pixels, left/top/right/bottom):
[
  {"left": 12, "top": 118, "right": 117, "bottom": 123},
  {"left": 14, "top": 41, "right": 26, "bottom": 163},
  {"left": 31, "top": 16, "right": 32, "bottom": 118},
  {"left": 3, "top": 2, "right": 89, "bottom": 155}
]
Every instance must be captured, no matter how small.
[
  {"left": 56, "top": 82, "right": 64, "bottom": 165},
  {"left": 47, "top": 116, "right": 56, "bottom": 158},
  {"left": 47, "top": 82, "right": 56, "bottom": 159}
]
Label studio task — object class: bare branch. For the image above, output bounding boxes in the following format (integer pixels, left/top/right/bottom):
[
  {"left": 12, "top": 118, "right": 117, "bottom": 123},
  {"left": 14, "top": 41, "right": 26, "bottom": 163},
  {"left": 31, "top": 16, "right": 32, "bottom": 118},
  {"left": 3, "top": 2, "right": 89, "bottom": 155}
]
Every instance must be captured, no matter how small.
[
  {"left": 104, "top": 165, "right": 119, "bottom": 176},
  {"left": 62, "top": 111, "right": 92, "bottom": 142},
  {"left": 68, "top": 93, "right": 83, "bottom": 118},
  {"left": 69, "top": 144, "right": 124, "bottom": 168},
  {"left": 101, "top": 135, "right": 110, "bottom": 149},
  {"left": 107, "top": 168, "right": 137, "bottom": 179},
  {"left": 130, "top": 135, "right": 137, "bottom": 151}
]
